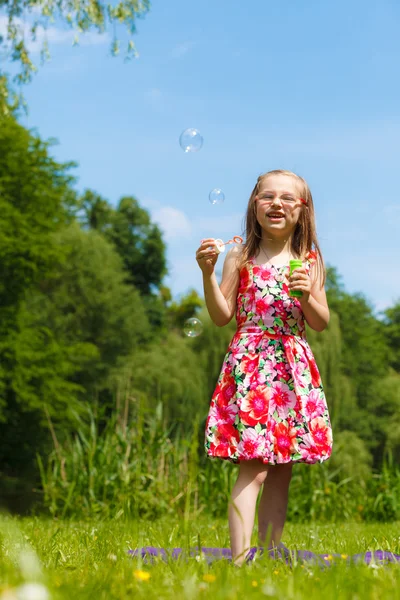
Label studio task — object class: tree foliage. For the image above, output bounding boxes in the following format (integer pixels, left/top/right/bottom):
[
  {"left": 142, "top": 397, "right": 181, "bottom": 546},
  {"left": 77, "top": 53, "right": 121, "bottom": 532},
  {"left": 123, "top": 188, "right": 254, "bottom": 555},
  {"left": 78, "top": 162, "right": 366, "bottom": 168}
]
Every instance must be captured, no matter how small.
[
  {"left": 0, "top": 0, "right": 150, "bottom": 87},
  {"left": 79, "top": 190, "right": 167, "bottom": 296}
]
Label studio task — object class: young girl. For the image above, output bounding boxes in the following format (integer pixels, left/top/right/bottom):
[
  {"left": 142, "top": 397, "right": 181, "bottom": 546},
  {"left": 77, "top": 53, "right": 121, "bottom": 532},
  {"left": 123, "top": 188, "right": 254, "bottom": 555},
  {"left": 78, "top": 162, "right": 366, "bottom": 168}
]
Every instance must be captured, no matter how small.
[{"left": 196, "top": 169, "right": 333, "bottom": 566}]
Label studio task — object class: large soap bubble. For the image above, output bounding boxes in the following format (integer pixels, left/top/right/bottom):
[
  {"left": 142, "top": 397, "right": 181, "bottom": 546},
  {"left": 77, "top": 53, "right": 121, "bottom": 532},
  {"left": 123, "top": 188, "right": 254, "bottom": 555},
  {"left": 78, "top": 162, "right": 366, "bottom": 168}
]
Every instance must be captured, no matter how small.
[
  {"left": 209, "top": 188, "right": 225, "bottom": 205},
  {"left": 179, "top": 128, "right": 203, "bottom": 153},
  {"left": 184, "top": 317, "right": 203, "bottom": 338}
]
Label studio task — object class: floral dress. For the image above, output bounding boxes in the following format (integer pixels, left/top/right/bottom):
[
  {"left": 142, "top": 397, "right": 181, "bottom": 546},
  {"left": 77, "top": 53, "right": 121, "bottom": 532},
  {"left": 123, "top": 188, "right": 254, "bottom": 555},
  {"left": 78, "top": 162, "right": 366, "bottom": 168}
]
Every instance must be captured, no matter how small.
[{"left": 204, "top": 250, "right": 333, "bottom": 465}]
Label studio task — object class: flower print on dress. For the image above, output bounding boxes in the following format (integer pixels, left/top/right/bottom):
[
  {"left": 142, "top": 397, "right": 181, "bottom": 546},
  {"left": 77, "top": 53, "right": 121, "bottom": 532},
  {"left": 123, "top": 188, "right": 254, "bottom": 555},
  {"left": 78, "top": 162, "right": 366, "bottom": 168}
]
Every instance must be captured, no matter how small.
[
  {"left": 273, "top": 422, "right": 299, "bottom": 462},
  {"left": 302, "top": 390, "right": 326, "bottom": 420},
  {"left": 309, "top": 417, "right": 332, "bottom": 455},
  {"left": 208, "top": 400, "right": 238, "bottom": 429},
  {"left": 268, "top": 381, "right": 297, "bottom": 419},
  {"left": 209, "top": 422, "right": 240, "bottom": 459},
  {"left": 237, "top": 428, "right": 266, "bottom": 460},
  {"left": 239, "top": 385, "right": 270, "bottom": 426},
  {"left": 205, "top": 250, "right": 333, "bottom": 465}
]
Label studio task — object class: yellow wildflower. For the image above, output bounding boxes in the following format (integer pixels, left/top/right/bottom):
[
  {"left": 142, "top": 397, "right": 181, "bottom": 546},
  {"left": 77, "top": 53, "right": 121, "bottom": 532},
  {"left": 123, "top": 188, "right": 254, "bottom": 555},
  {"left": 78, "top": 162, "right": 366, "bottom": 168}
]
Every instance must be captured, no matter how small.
[
  {"left": 203, "top": 574, "right": 216, "bottom": 583},
  {"left": 252, "top": 581, "right": 258, "bottom": 587},
  {"left": 341, "top": 554, "right": 348, "bottom": 559},
  {"left": 273, "top": 570, "right": 279, "bottom": 575},
  {"left": 134, "top": 570, "right": 151, "bottom": 582}
]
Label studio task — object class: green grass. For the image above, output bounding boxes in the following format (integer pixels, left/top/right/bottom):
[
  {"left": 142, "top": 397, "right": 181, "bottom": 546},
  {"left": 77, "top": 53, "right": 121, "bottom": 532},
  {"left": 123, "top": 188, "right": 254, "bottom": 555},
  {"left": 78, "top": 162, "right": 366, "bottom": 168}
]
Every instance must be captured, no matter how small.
[{"left": 1, "top": 516, "right": 400, "bottom": 599}]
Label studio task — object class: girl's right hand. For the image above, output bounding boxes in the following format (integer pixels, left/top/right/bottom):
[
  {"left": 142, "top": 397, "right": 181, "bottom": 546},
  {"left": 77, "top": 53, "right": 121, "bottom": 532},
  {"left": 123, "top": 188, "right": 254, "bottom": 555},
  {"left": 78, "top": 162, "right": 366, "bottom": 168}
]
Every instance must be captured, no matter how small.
[{"left": 196, "top": 238, "right": 219, "bottom": 276}]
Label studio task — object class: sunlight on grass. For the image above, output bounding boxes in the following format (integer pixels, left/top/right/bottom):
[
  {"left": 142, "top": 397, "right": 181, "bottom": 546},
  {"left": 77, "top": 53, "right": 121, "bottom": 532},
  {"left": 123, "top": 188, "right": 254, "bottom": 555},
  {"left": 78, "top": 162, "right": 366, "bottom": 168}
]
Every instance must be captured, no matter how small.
[{"left": 0, "top": 516, "right": 399, "bottom": 599}]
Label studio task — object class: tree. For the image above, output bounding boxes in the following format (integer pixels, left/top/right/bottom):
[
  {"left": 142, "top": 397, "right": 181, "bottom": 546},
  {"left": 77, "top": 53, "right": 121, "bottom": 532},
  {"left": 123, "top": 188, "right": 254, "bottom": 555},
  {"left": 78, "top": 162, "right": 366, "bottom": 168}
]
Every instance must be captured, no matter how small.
[
  {"left": 80, "top": 192, "right": 167, "bottom": 296},
  {"left": 129, "top": 333, "right": 208, "bottom": 429},
  {"left": 0, "top": 113, "right": 78, "bottom": 501},
  {"left": 108, "top": 196, "right": 167, "bottom": 295},
  {"left": 168, "top": 289, "right": 203, "bottom": 331},
  {"left": 0, "top": 223, "right": 151, "bottom": 499},
  {"left": 79, "top": 190, "right": 113, "bottom": 231},
  {"left": 0, "top": 0, "right": 150, "bottom": 87},
  {"left": 383, "top": 302, "right": 400, "bottom": 373},
  {"left": 0, "top": 114, "right": 77, "bottom": 420},
  {"left": 13, "top": 223, "right": 151, "bottom": 409},
  {"left": 306, "top": 311, "right": 342, "bottom": 428}
]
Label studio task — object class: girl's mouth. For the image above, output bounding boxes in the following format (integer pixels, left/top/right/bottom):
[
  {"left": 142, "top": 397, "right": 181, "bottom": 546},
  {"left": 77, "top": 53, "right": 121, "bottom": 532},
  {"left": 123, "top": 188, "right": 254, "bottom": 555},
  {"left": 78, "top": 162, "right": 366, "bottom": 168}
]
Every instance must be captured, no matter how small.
[{"left": 267, "top": 213, "right": 285, "bottom": 222}]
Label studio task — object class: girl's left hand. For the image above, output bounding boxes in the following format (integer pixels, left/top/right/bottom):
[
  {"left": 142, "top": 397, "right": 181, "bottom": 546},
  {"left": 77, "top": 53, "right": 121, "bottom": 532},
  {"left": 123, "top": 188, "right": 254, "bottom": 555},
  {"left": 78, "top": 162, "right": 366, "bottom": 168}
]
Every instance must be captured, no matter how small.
[{"left": 288, "top": 266, "right": 311, "bottom": 301}]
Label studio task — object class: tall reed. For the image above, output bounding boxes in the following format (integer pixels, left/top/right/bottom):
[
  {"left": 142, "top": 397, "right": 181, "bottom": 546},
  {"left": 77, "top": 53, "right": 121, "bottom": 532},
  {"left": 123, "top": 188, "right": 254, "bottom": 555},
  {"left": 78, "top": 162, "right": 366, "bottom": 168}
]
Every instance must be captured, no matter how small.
[{"left": 37, "top": 395, "right": 400, "bottom": 523}]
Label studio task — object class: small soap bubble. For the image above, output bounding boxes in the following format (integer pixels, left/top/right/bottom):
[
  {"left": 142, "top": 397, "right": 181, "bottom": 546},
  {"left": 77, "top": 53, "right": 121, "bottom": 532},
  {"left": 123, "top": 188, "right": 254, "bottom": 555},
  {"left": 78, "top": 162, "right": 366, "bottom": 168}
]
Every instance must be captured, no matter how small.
[
  {"left": 184, "top": 318, "right": 203, "bottom": 338},
  {"left": 209, "top": 189, "right": 225, "bottom": 205},
  {"left": 179, "top": 128, "right": 203, "bottom": 153}
]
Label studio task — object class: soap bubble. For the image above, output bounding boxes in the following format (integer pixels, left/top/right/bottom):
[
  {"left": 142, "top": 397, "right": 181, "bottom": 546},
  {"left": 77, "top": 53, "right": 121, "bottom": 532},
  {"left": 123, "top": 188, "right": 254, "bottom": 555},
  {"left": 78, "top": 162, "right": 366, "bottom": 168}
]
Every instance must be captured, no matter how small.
[
  {"left": 179, "top": 128, "right": 203, "bottom": 153},
  {"left": 209, "top": 189, "right": 225, "bottom": 205},
  {"left": 184, "top": 318, "right": 203, "bottom": 338}
]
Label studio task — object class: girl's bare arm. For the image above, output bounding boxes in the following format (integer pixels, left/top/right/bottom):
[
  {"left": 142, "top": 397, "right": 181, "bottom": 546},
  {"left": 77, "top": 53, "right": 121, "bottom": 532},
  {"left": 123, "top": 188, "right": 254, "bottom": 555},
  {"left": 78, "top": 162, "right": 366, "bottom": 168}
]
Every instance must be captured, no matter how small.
[{"left": 196, "top": 240, "right": 240, "bottom": 327}]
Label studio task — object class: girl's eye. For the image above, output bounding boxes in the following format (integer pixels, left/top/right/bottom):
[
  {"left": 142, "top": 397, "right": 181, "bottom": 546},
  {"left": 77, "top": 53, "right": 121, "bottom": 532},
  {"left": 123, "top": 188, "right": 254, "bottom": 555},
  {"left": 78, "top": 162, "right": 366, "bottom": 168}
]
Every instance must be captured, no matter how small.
[{"left": 283, "top": 196, "right": 296, "bottom": 203}]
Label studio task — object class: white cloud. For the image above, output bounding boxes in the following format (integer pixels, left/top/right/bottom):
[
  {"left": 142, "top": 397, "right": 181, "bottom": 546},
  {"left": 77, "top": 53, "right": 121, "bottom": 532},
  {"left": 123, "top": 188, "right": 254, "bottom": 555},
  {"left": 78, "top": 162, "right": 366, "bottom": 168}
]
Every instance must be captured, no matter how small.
[{"left": 153, "top": 206, "right": 192, "bottom": 240}]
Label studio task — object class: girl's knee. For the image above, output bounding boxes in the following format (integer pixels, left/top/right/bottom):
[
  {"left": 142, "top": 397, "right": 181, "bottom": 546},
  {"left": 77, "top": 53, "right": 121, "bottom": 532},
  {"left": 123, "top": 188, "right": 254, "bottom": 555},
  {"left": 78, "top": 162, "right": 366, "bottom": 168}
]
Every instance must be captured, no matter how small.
[
  {"left": 239, "top": 459, "right": 268, "bottom": 486},
  {"left": 254, "top": 470, "right": 268, "bottom": 486}
]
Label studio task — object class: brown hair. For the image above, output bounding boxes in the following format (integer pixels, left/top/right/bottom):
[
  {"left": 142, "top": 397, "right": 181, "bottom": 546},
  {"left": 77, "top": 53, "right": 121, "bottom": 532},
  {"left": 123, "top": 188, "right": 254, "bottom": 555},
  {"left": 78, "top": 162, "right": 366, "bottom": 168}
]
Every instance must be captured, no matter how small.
[{"left": 239, "top": 169, "right": 326, "bottom": 287}]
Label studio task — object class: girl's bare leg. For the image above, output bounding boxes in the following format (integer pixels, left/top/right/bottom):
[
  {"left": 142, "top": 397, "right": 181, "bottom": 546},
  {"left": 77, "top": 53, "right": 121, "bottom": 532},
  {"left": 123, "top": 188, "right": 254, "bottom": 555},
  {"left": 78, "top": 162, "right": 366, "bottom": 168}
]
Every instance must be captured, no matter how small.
[
  {"left": 228, "top": 459, "right": 268, "bottom": 566},
  {"left": 257, "top": 463, "right": 293, "bottom": 548}
]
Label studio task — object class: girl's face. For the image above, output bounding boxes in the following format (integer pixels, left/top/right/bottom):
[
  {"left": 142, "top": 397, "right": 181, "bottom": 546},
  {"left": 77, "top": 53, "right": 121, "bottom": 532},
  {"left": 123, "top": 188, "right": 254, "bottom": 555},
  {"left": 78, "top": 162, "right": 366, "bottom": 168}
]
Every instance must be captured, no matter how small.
[{"left": 255, "top": 174, "right": 304, "bottom": 238}]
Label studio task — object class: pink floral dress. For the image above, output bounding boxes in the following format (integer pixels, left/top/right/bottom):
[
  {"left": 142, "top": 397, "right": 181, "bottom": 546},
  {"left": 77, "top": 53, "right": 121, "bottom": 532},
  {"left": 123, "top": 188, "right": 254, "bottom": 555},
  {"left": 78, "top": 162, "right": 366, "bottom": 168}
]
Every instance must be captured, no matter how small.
[{"left": 204, "top": 250, "right": 333, "bottom": 465}]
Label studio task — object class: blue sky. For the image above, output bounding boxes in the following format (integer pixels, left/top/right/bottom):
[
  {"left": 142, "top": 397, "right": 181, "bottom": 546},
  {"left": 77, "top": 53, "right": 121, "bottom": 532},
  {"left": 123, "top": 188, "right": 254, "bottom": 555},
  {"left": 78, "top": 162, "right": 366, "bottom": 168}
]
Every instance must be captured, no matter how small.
[{"left": 3, "top": 0, "right": 400, "bottom": 314}]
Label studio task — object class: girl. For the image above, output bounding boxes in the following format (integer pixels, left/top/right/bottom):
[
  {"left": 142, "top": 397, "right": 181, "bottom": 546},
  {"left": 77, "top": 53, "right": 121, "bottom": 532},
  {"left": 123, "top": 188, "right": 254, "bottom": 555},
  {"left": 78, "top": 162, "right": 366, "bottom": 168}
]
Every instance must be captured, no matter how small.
[{"left": 196, "top": 169, "right": 333, "bottom": 566}]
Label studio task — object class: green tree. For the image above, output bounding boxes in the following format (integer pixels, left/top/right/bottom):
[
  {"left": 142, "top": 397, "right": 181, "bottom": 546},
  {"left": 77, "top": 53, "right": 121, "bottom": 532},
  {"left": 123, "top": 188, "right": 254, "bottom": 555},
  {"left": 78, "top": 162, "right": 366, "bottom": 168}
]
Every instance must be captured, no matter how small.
[
  {"left": 0, "top": 114, "right": 77, "bottom": 503},
  {"left": 13, "top": 224, "right": 151, "bottom": 408},
  {"left": 366, "top": 371, "right": 400, "bottom": 464},
  {"left": 192, "top": 309, "right": 236, "bottom": 399},
  {"left": 306, "top": 311, "right": 342, "bottom": 428},
  {"left": 129, "top": 333, "right": 207, "bottom": 429},
  {"left": 79, "top": 191, "right": 168, "bottom": 331},
  {"left": 0, "top": 114, "right": 76, "bottom": 420},
  {"left": 168, "top": 289, "right": 204, "bottom": 331},
  {"left": 79, "top": 189, "right": 113, "bottom": 231},
  {"left": 0, "top": 224, "right": 150, "bottom": 500},
  {"left": 80, "top": 192, "right": 167, "bottom": 296},
  {"left": 383, "top": 302, "right": 400, "bottom": 373},
  {"left": 108, "top": 196, "right": 167, "bottom": 295}
]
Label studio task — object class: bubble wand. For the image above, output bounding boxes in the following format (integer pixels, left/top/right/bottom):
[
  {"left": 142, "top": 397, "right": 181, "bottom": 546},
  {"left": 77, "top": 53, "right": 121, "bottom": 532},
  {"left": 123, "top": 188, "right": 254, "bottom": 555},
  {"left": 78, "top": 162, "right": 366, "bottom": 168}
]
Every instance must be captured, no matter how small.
[{"left": 214, "top": 235, "right": 243, "bottom": 254}]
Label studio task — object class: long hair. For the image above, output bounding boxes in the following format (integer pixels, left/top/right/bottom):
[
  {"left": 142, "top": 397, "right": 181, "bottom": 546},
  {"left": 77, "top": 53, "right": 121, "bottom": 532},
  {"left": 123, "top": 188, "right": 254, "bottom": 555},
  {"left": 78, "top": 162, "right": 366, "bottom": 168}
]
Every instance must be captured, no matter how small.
[{"left": 239, "top": 169, "right": 326, "bottom": 287}]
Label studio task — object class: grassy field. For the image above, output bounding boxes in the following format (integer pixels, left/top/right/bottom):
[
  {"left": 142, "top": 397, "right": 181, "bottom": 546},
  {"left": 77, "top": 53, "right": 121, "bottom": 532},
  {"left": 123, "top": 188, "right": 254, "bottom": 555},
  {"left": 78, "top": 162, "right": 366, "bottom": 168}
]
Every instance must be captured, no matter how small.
[{"left": 1, "top": 516, "right": 400, "bottom": 599}]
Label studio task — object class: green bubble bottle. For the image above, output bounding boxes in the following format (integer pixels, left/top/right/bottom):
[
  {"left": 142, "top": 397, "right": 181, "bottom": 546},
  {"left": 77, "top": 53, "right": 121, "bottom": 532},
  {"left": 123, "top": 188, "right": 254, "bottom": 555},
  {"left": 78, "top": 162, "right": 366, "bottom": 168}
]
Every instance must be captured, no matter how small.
[{"left": 289, "top": 259, "right": 303, "bottom": 298}]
